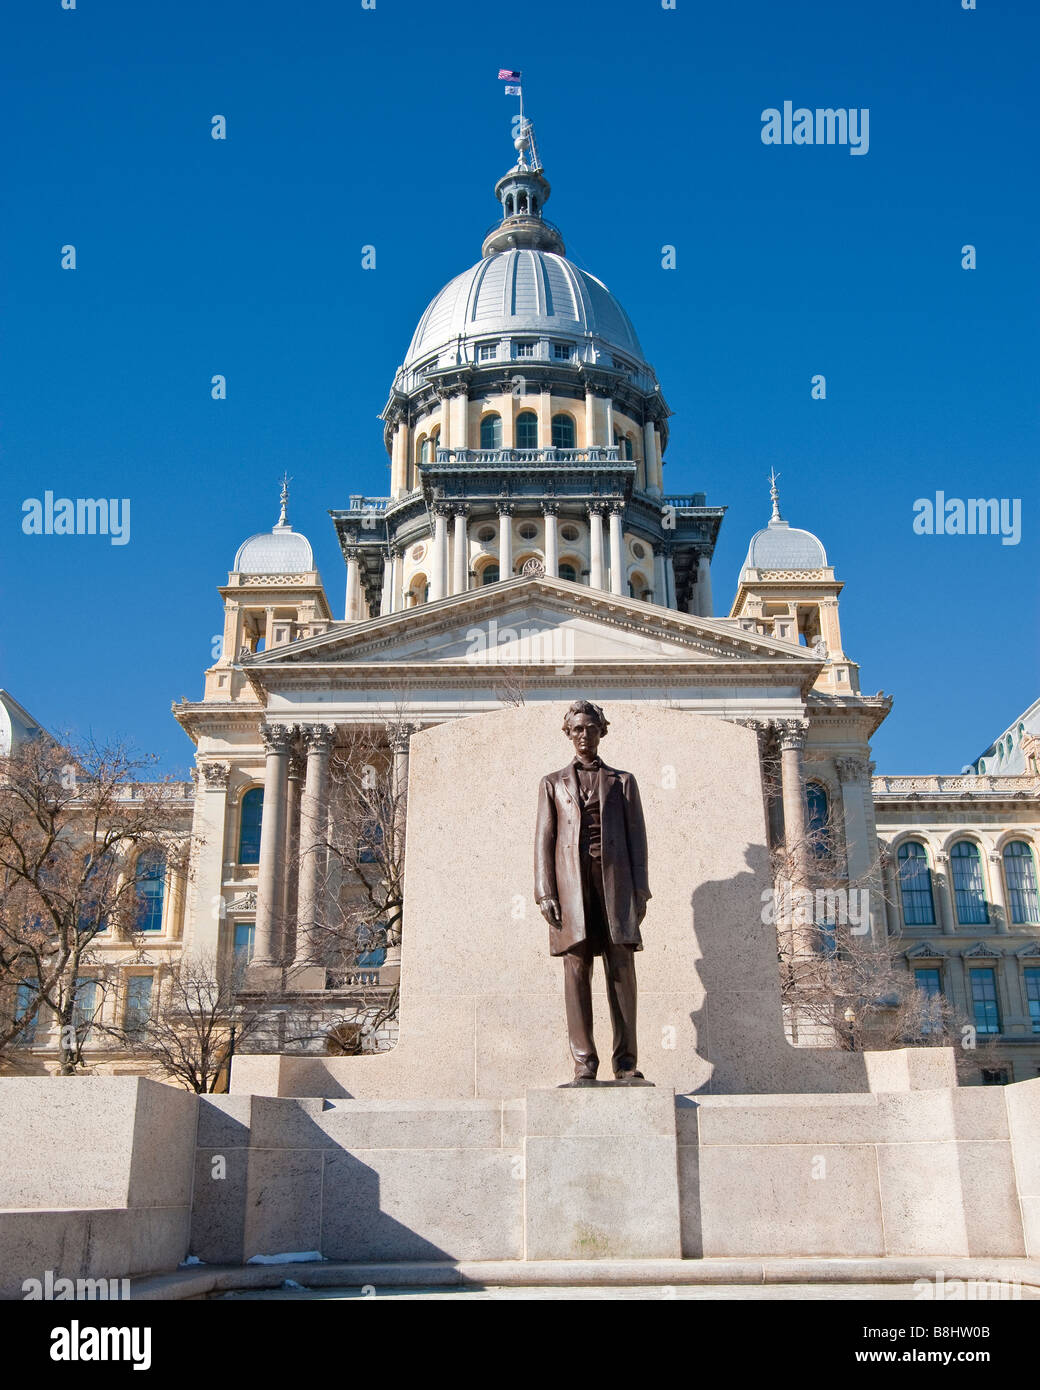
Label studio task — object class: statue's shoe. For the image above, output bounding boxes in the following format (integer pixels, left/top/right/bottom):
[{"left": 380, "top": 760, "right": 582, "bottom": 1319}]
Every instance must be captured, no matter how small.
[{"left": 614, "top": 1069, "right": 645, "bottom": 1082}]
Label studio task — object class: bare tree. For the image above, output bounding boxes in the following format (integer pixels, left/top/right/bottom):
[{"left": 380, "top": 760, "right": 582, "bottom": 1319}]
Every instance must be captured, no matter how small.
[
  {"left": 121, "top": 952, "right": 266, "bottom": 1093},
  {"left": 0, "top": 736, "right": 189, "bottom": 1072},
  {"left": 769, "top": 788, "right": 1002, "bottom": 1078}
]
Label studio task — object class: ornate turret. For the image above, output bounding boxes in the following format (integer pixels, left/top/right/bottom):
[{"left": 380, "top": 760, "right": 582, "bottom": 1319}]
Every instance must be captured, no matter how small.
[{"left": 481, "top": 119, "right": 565, "bottom": 257}]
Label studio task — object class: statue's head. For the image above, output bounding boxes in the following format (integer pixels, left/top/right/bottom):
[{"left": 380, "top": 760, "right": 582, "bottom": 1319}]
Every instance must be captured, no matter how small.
[{"left": 563, "top": 700, "right": 609, "bottom": 762}]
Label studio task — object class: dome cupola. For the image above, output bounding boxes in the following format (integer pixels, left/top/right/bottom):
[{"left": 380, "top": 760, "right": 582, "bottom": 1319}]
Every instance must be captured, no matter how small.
[
  {"left": 481, "top": 120, "right": 564, "bottom": 257},
  {"left": 233, "top": 477, "right": 314, "bottom": 575}
]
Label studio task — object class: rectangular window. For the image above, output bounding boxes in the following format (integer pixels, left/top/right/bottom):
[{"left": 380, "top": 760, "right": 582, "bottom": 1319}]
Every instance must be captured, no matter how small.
[
  {"left": 552, "top": 342, "right": 572, "bottom": 361},
  {"left": 1025, "top": 967, "right": 1040, "bottom": 1035},
  {"left": 233, "top": 922, "right": 255, "bottom": 968},
  {"left": 981, "top": 1067, "right": 1010, "bottom": 1086},
  {"left": 14, "top": 982, "right": 38, "bottom": 1045},
  {"left": 478, "top": 344, "right": 496, "bottom": 361},
  {"left": 124, "top": 975, "right": 153, "bottom": 1035},
  {"left": 72, "top": 978, "right": 98, "bottom": 1040},
  {"left": 914, "top": 967, "right": 943, "bottom": 1034},
  {"left": 969, "top": 967, "right": 1001, "bottom": 1035},
  {"left": 515, "top": 341, "right": 535, "bottom": 358}
]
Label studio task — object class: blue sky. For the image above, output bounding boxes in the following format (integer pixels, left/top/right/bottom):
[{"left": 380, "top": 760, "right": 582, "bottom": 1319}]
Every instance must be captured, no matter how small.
[{"left": 2, "top": 0, "right": 1036, "bottom": 773}]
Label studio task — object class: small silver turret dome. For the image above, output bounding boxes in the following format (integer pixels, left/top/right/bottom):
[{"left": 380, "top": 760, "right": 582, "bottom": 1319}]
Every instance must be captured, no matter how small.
[{"left": 233, "top": 480, "right": 313, "bottom": 574}]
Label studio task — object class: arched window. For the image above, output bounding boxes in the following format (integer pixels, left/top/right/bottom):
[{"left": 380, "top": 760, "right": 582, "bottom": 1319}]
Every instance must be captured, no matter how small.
[
  {"left": 897, "top": 842, "right": 936, "bottom": 926},
  {"left": 135, "top": 851, "right": 166, "bottom": 933},
  {"left": 480, "top": 414, "right": 502, "bottom": 450},
  {"left": 480, "top": 565, "right": 500, "bottom": 586},
  {"left": 558, "top": 563, "right": 577, "bottom": 583},
  {"left": 516, "top": 411, "right": 538, "bottom": 449},
  {"left": 1003, "top": 841, "right": 1040, "bottom": 924},
  {"left": 613, "top": 431, "right": 633, "bottom": 461},
  {"left": 551, "top": 413, "right": 575, "bottom": 449},
  {"left": 806, "top": 782, "right": 829, "bottom": 857},
  {"left": 505, "top": 194, "right": 514, "bottom": 216},
  {"left": 951, "top": 841, "right": 989, "bottom": 924},
  {"left": 409, "top": 575, "right": 429, "bottom": 606},
  {"left": 419, "top": 435, "right": 433, "bottom": 465},
  {"left": 238, "top": 788, "right": 264, "bottom": 865}
]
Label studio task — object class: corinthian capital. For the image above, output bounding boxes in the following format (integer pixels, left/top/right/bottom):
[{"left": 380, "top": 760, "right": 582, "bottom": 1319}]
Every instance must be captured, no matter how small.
[
  {"left": 301, "top": 723, "right": 336, "bottom": 754},
  {"left": 260, "top": 722, "right": 295, "bottom": 756},
  {"left": 774, "top": 718, "right": 809, "bottom": 752},
  {"left": 835, "top": 756, "right": 869, "bottom": 784},
  {"left": 199, "top": 760, "right": 232, "bottom": 789}
]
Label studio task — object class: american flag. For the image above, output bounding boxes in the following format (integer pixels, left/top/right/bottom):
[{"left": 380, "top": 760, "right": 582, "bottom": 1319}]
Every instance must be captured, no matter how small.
[{"left": 498, "top": 69, "right": 521, "bottom": 82}]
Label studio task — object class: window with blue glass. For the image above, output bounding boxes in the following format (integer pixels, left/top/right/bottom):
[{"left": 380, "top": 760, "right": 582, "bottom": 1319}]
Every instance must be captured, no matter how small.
[
  {"left": 969, "top": 967, "right": 1001, "bottom": 1035},
  {"left": 558, "top": 563, "right": 577, "bottom": 583},
  {"left": 358, "top": 819, "right": 384, "bottom": 864},
  {"left": 481, "top": 566, "right": 499, "bottom": 586},
  {"left": 952, "top": 842, "right": 989, "bottom": 925},
  {"left": 135, "top": 851, "right": 165, "bottom": 932},
  {"left": 233, "top": 922, "right": 255, "bottom": 967},
  {"left": 914, "top": 967, "right": 943, "bottom": 1033},
  {"left": 480, "top": 413, "right": 502, "bottom": 449},
  {"left": 124, "top": 975, "right": 153, "bottom": 1034},
  {"left": 238, "top": 788, "right": 263, "bottom": 865},
  {"left": 1003, "top": 841, "right": 1040, "bottom": 924},
  {"left": 73, "top": 978, "right": 98, "bottom": 1036},
  {"left": 1025, "top": 967, "right": 1040, "bottom": 1035},
  {"left": 515, "top": 411, "right": 538, "bottom": 449},
  {"left": 14, "top": 982, "right": 38, "bottom": 1045},
  {"left": 897, "top": 842, "right": 936, "bottom": 926},
  {"left": 551, "top": 414, "right": 575, "bottom": 449},
  {"left": 805, "top": 782, "right": 829, "bottom": 858}
]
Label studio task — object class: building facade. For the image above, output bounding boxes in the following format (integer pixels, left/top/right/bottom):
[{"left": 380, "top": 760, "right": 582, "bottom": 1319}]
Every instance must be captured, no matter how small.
[{"left": 7, "top": 122, "right": 1039, "bottom": 1083}]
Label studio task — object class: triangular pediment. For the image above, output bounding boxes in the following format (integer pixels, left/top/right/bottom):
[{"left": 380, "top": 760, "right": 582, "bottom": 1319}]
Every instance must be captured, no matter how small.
[{"left": 244, "top": 575, "right": 820, "bottom": 673}]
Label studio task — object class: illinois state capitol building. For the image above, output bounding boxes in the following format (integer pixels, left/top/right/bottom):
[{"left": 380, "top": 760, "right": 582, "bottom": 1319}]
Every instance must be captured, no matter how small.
[{"left": 7, "top": 120, "right": 1039, "bottom": 1083}]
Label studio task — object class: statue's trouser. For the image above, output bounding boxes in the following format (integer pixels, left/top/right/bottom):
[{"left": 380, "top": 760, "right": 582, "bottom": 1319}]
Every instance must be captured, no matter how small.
[{"left": 562, "top": 855, "right": 638, "bottom": 1077}]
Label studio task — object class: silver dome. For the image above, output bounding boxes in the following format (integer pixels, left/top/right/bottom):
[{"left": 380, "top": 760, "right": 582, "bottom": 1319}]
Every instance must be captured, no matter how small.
[
  {"left": 233, "top": 523, "right": 313, "bottom": 575},
  {"left": 399, "top": 249, "right": 650, "bottom": 383},
  {"left": 744, "top": 518, "right": 828, "bottom": 571}
]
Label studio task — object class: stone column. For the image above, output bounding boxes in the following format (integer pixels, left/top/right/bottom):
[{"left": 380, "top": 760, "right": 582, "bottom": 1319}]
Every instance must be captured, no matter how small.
[
  {"left": 543, "top": 503, "right": 559, "bottom": 578},
  {"left": 988, "top": 849, "right": 1011, "bottom": 934},
  {"left": 263, "top": 606, "right": 276, "bottom": 650},
  {"left": 588, "top": 505, "right": 605, "bottom": 590},
  {"left": 344, "top": 546, "right": 361, "bottom": 622},
  {"left": 451, "top": 387, "right": 469, "bottom": 449},
  {"left": 608, "top": 504, "right": 625, "bottom": 596},
  {"left": 294, "top": 724, "right": 334, "bottom": 981},
  {"left": 653, "top": 548, "right": 667, "bottom": 607},
  {"left": 390, "top": 547, "right": 403, "bottom": 613},
  {"left": 253, "top": 723, "right": 293, "bottom": 971},
  {"left": 429, "top": 506, "right": 449, "bottom": 601},
  {"left": 584, "top": 389, "right": 596, "bottom": 449},
  {"left": 643, "top": 421, "right": 662, "bottom": 496},
  {"left": 835, "top": 755, "right": 886, "bottom": 945},
  {"left": 380, "top": 554, "right": 393, "bottom": 615},
  {"left": 390, "top": 420, "right": 408, "bottom": 497},
  {"left": 664, "top": 546, "right": 677, "bottom": 609},
  {"left": 437, "top": 392, "right": 451, "bottom": 449},
  {"left": 283, "top": 746, "right": 305, "bottom": 959},
  {"left": 537, "top": 386, "right": 552, "bottom": 447},
  {"left": 697, "top": 553, "right": 714, "bottom": 617},
  {"left": 186, "top": 761, "right": 231, "bottom": 956},
  {"left": 776, "top": 720, "right": 809, "bottom": 881},
  {"left": 933, "top": 851, "right": 957, "bottom": 935},
  {"left": 604, "top": 398, "right": 614, "bottom": 450},
  {"left": 452, "top": 507, "right": 468, "bottom": 595},
  {"left": 498, "top": 503, "right": 514, "bottom": 581}
]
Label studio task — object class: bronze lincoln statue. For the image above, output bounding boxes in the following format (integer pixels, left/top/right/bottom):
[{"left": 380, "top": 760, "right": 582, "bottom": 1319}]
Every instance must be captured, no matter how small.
[{"left": 535, "top": 701, "right": 652, "bottom": 1084}]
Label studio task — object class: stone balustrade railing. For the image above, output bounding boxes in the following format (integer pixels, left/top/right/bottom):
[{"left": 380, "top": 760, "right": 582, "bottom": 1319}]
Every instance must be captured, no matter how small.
[{"left": 872, "top": 774, "right": 1040, "bottom": 796}]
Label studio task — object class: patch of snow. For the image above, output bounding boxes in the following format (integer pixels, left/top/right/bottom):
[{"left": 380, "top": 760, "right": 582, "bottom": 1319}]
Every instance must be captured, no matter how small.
[{"left": 246, "top": 1251, "right": 325, "bottom": 1265}]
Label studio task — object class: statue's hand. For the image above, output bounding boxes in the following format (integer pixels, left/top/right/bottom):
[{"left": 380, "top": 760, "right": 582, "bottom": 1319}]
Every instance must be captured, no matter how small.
[
  {"left": 538, "top": 896, "right": 562, "bottom": 928},
  {"left": 635, "top": 891, "right": 649, "bottom": 925}
]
